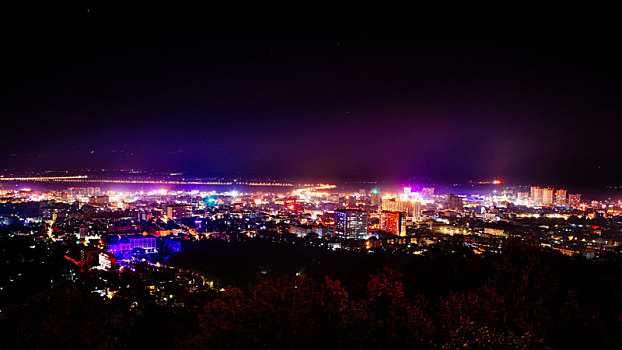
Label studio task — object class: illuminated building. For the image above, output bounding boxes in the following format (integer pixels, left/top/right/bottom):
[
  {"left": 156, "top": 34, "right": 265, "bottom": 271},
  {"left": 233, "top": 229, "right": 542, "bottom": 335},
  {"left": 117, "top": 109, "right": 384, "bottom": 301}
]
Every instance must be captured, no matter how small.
[
  {"left": 413, "top": 201, "right": 422, "bottom": 222},
  {"left": 447, "top": 194, "right": 463, "bottom": 210},
  {"left": 382, "top": 197, "right": 400, "bottom": 212},
  {"left": 405, "top": 200, "right": 414, "bottom": 217},
  {"left": 542, "top": 188, "right": 554, "bottom": 206},
  {"left": 517, "top": 192, "right": 530, "bottom": 203},
  {"left": 555, "top": 189, "right": 567, "bottom": 206},
  {"left": 530, "top": 186, "right": 543, "bottom": 205},
  {"left": 89, "top": 195, "right": 109, "bottom": 205},
  {"left": 107, "top": 235, "right": 157, "bottom": 258},
  {"left": 370, "top": 189, "right": 381, "bottom": 206},
  {"left": 334, "top": 208, "right": 368, "bottom": 240},
  {"left": 68, "top": 187, "right": 101, "bottom": 196},
  {"left": 98, "top": 252, "right": 117, "bottom": 270},
  {"left": 422, "top": 187, "right": 435, "bottom": 199},
  {"left": 381, "top": 197, "right": 413, "bottom": 216},
  {"left": 166, "top": 204, "right": 193, "bottom": 220},
  {"left": 568, "top": 193, "right": 581, "bottom": 207},
  {"left": 380, "top": 210, "right": 406, "bottom": 236}
]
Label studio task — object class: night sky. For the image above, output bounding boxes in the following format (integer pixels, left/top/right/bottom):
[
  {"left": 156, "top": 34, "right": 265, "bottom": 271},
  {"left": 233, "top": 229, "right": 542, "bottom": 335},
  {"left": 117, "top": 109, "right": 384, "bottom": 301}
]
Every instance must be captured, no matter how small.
[{"left": 2, "top": 5, "right": 621, "bottom": 188}]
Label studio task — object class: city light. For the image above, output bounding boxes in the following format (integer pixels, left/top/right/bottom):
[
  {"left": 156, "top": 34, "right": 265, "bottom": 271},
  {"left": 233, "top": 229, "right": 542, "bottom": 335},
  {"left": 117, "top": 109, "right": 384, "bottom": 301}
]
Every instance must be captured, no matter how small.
[{"left": 2, "top": 7, "right": 620, "bottom": 348}]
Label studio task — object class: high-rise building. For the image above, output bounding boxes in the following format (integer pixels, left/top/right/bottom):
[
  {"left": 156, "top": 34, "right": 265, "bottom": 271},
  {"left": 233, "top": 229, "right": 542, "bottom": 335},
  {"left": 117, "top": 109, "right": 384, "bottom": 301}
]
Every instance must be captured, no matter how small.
[
  {"left": 382, "top": 197, "right": 416, "bottom": 217},
  {"left": 167, "top": 204, "right": 193, "bottom": 220},
  {"left": 568, "top": 193, "right": 581, "bottom": 207},
  {"left": 380, "top": 210, "right": 406, "bottom": 236},
  {"left": 370, "top": 189, "right": 381, "bottom": 206},
  {"left": 334, "top": 208, "right": 368, "bottom": 240},
  {"left": 382, "top": 197, "right": 402, "bottom": 212},
  {"left": 422, "top": 187, "right": 435, "bottom": 199},
  {"left": 413, "top": 201, "right": 422, "bottom": 222},
  {"left": 447, "top": 194, "right": 463, "bottom": 210},
  {"left": 346, "top": 195, "right": 357, "bottom": 207},
  {"left": 555, "top": 189, "right": 567, "bottom": 206},
  {"left": 381, "top": 197, "right": 396, "bottom": 211},
  {"left": 405, "top": 200, "right": 414, "bottom": 217},
  {"left": 99, "top": 252, "right": 117, "bottom": 270},
  {"left": 542, "top": 188, "right": 555, "bottom": 206},
  {"left": 517, "top": 192, "right": 530, "bottom": 203},
  {"left": 530, "top": 186, "right": 543, "bottom": 205}
]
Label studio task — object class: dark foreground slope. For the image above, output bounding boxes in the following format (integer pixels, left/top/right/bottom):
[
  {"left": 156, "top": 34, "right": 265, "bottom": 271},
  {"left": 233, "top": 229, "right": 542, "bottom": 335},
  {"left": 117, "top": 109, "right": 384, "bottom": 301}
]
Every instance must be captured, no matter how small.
[{"left": 1, "top": 238, "right": 621, "bottom": 349}]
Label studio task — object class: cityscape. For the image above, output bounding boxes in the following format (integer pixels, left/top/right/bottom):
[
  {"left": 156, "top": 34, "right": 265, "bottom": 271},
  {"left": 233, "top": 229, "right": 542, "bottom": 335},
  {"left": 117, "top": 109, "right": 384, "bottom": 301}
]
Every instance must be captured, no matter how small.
[
  {"left": 1, "top": 173, "right": 621, "bottom": 347},
  {"left": 2, "top": 174, "right": 621, "bottom": 261},
  {"left": 2, "top": 5, "right": 622, "bottom": 349}
]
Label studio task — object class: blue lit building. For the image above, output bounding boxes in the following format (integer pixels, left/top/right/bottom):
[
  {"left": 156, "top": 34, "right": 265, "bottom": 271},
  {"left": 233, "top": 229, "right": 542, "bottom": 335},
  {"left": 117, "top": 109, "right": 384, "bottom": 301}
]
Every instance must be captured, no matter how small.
[{"left": 106, "top": 235, "right": 157, "bottom": 259}]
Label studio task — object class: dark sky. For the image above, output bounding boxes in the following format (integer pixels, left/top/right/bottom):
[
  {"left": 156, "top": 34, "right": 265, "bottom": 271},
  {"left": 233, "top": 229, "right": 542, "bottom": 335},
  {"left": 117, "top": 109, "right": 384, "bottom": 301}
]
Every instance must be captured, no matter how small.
[{"left": 2, "top": 4, "right": 621, "bottom": 187}]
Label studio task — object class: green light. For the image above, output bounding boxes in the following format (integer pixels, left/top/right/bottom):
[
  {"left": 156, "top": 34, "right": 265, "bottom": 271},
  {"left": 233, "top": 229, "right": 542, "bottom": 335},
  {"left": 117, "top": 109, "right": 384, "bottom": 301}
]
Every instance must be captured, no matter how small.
[{"left": 372, "top": 189, "right": 379, "bottom": 194}]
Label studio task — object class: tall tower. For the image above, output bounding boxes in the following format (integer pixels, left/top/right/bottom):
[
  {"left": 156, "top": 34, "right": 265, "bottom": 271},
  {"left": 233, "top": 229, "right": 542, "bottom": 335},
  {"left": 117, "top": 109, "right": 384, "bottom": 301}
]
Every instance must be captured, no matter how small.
[
  {"left": 542, "top": 188, "right": 555, "bottom": 206},
  {"left": 447, "top": 194, "right": 463, "bottom": 210},
  {"left": 413, "top": 201, "right": 422, "bottom": 222},
  {"left": 530, "top": 186, "right": 543, "bottom": 205},
  {"left": 380, "top": 210, "right": 406, "bottom": 236},
  {"left": 568, "top": 193, "right": 582, "bottom": 207},
  {"left": 555, "top": 189, "right": 567, "bottom": 206}
]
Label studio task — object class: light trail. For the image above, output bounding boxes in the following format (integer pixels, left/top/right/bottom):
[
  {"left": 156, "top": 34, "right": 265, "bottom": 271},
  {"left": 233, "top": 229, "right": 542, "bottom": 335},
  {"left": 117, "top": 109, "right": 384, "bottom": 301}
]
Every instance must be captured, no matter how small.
[{"left": 292, "top": 183, "right": 337, "bottom": 196}]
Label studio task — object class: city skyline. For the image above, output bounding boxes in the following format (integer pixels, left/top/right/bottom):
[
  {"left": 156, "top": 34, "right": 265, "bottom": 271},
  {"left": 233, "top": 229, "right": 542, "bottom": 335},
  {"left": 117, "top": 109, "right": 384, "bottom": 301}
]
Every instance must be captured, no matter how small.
[{"left": 0, "top": 170, "right": 618, "bottom": 202}]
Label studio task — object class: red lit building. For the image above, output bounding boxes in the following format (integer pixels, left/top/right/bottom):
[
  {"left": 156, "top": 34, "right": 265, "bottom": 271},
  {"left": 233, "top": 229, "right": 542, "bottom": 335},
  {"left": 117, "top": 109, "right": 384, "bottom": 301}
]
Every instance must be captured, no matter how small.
[{"left": 380, "top": 210, "right": 406, "bottom": 236}]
